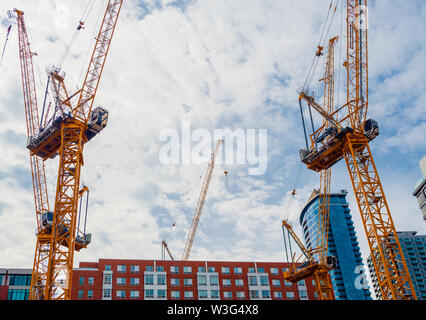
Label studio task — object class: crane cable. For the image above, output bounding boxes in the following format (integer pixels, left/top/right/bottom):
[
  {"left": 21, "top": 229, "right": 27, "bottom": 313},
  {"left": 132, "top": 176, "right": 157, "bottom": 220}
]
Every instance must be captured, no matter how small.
[
  {"left": 303, "top": 1, "right": 338, "bottom": 91},
  {"left": 58, "top": 0, "right": 96, "bottom": 67},
  {"left": 0, "top": 25, "right": 12, "bottom": 69},
  {"left": 80, "top": 0, "right": 96, "bottom": 26}
]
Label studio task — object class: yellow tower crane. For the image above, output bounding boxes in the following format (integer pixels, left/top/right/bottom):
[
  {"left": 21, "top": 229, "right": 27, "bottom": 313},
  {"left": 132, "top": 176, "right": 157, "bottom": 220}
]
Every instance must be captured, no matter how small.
[
  {"left": 9, "top": 0, "right": 123, "bottom": 300},
  {"left": 295, "top": 0, "right": 416, "bottom": 300},
  {"left": 161, "top": 240, "right": 175, "bottom": 261},
  {"left": 182, "top": 139, "right": 223, "bottom": 260},
  {"left": 283, "top": 35, "right": 339, "bottom": 301}
]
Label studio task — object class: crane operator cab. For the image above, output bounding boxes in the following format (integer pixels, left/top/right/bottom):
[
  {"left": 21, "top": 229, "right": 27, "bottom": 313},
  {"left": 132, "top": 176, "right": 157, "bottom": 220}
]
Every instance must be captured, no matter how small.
[
  {"left": 364, "top": 119, "right": 379, "bottom": 142},
  {"left": 40, "top": 211, "right": 91, "bottom": 250},
  {"left": 326, "top": 255, "right": 337, "bottom": 269},
  {"left": 85, "top": 107, "right": 109, "bottom": 141}
]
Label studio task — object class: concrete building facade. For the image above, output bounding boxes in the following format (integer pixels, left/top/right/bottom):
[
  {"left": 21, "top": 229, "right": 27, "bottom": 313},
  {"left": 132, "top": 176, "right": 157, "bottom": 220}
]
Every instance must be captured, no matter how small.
[{"left": 70, "top": 259, "right": 317, "bottom": 300}]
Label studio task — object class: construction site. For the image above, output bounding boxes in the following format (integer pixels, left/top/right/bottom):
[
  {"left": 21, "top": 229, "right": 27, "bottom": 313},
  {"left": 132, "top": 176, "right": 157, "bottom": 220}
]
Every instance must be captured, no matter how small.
[{"left": 0, "top": 0, "right": 425, "bottom": 304}]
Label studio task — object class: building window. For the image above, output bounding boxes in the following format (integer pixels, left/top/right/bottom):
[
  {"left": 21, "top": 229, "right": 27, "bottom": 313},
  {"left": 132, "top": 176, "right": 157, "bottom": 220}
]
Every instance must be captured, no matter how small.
[
  {"left": 170, "top": 266, "right": 179, "bottom": 274},
  {"left": 223, "top": 291, "right": 232, "bottom": 299},
  {"left": 87, "top": 290, "right": 93, "bottom": 299},
  {"left": 210, "top": 275, "right": 218, "bottom": 286},
  {"left": 198, "top": 266, "right": 205, "bottom": 272},
  {"left": 117, "top": 265, "right": 126, "bottom": 273},
  {"left": 258, "top": 267, "right": 265, "bottom": 273},
  {"left": 298, "top": 280, "right": 306, "bottom": 287},
  {"left": 8, "top": 275, "right": 31, "bottom": 286},
  {"left": 171, "top": 278, "right": 179, "bottom": 286},
  {"left": 105, "top": 265, "right": 111, "bottom": 271},
  {"left": 211, "top": 290, "right": 219, "bottom": 299},
  {"left": 286, "top": 291, "right": 295, "bottom": 300},
  {"left": 221, "top": 267, "right": 230, "bottom": 274},
  {"left": 235, "top": 279, "right": 244, "bottom": 287},
  {"left": 248, "top": 276, "right": 257, "bottom": 286},
  {"left": 198, "top": 290, "right": 208, "bottom": 299},
  {"left": 130, "top": 277, "right": 140, "bottom": 286},
  {"left": 197, "top": 275, "right": 207, "bottom": 285},
  {"left": 272, "top": 279, "right": 281, "bottom": 287},
  {"left": 236, "top": 291, "right": 245, "bottom": 299},
  {"left": 208, "top": 266, "right": 215, "bottom": 272},
  {"left": 248, "top": 267, "right": 255, "bottom": 273},
  {"left": 145, "top": 274, "right": 154, "bottom": 285},
  {"left": 146, "top": 265, "right": 154, "bottom": 272},
  {"left": 249, "top": 290, "right": 259, "bottom": 299},
  {"left": 274, "top": 291, "right": 283, "bottom": 299},
  {"left": 117, "top": 290, "right": 126, "bottom": 299},
  {"left": 222, "top": 279, "right": 231, "bottom": 287},
  {"left": 7, "top": 289, "right": 29, "bottom": 300},
  {"left": 285, "top": 280, "right": 292, "bottom": 287},
  {"left": 131, "top": 265, "right": 140, "bottom": 273},
  {"left": 183, "top": 266, "right": 192, "bottom": 274},
  {"left": 184, "top": 278, "right": 193, "bottom": 287},
  {"left": 157, "top": 266, "right": 164, "bottom": 272},
  {"left": 184, "top": 291, "right": 193, "bottom": 299},
  {"left": 270, "top": 268, "right": 279, "bottom": 275},
  {"left": 157, "top": 275, "right": 166, "bottom": 286},
  {"left": 103, "top": 289, "right": 111, "bottom": 299},
  {"left": 103, "top": 274, "right": 112, "bottom": 285},
  {"left": 300, "top": 290, "right": 308, "bottom": 300},
  {"left": 234, "top": 267, "right": 242, "bottom": 274},
  {"left": 259, "top": 276, "right": 268, "bottom": 286},
  {"left": 145, "top": 289, "right": 154, "bottom": 298},
  {"left": 171, "top": 291, "right": 180, "bottom": 299},
  {"left": 261, "top": 290, "right": 270, "bottom": 299},
  {"left": 88, "top": 277, "right": 94, "bottom": 286},
  {"left": 130, "top": 291, "right": 139, "bottom": 299},
  {"left": 117, "top": 277, "right": 126, "bottom": 286},
  {"left": 158, "top": 289, "right": 166, "bottom": 299},
  {"left": 78, "top": 290, "right": 84, "bottom": 299}
]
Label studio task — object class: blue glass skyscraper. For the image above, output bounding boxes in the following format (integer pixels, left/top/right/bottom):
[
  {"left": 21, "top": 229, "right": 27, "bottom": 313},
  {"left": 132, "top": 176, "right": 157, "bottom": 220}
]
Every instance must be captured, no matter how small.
[{"left": 300, "top": 189, "right": 372, "bottom": 300}]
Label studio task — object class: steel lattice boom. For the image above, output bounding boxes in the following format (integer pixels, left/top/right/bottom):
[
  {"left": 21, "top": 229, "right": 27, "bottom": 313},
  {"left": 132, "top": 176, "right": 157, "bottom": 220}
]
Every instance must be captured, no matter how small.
[{"left": 182, "top": 140, "right": 223, "bottom": 261}]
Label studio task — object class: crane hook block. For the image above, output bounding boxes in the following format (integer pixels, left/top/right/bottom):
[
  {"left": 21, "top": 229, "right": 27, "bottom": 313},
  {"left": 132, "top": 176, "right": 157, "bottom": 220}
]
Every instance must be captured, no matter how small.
[{"left": 77, "top": 21, "right": 85, "bottom": 31}]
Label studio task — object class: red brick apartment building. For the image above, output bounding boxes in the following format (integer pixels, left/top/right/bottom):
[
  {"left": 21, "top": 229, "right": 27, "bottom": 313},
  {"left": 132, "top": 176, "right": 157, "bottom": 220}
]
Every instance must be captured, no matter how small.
[{"left": 71, "top": 259, "right": 317, "bottom": 300}]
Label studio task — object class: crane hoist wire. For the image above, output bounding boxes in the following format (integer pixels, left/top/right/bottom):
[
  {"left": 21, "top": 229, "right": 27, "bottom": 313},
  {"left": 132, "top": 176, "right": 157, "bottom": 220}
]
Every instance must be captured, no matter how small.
[
  {"left": 0, "top": 25, "right": 12, "bottom": 69},
  {"left": 77, "top": 1, "right": 105, "bottom": 86},
  {"left": 80, "top": 0, "right": 96, "bottom": 26},
  {"left": 303, "top": 1, "right": 338, "bottom": 91},
  {"left": 58, "top": 0, "right": 97, "bottom": 68}
]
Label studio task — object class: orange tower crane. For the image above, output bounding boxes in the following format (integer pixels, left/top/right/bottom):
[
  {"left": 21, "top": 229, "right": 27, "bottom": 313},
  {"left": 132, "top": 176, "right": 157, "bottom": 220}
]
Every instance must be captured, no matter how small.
[
  {"left": 297, "top": 0, "right": 416, "bottom": 300},
  {"left": 8, "top": 8, "right": 51, "bottom": 300},
  {"left": 10, "top": 0, "right": 123, "bottom": 300},
  {"left": 182, "top": 139, "right": 223, "bottom": 260}
]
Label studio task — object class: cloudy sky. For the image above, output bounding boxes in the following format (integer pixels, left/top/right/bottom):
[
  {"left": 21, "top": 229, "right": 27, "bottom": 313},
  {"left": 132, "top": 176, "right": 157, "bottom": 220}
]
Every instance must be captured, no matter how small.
[{"left": 0, "top": 0, "right": 425, "bottom": 287}]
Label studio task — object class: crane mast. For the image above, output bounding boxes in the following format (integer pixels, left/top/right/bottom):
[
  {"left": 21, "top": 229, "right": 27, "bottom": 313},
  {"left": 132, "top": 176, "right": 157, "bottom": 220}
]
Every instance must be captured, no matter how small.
[
  {"left": 296, "top": 0, "right": 416, "bottom": 300},
  {"left": 182, "top": 140, "right": 223, "bottom": 261},
  {"left": 9, "top": 9, "right": 51, "bottom": 301}
]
